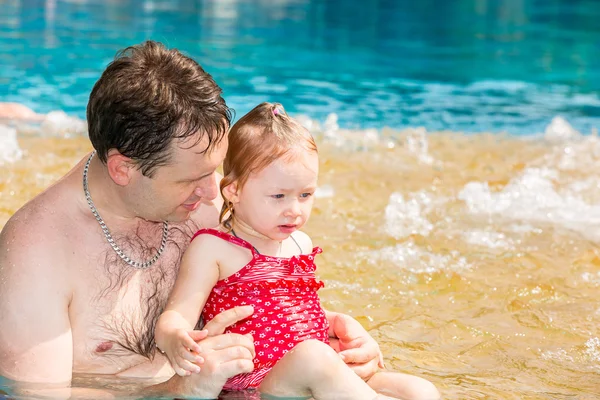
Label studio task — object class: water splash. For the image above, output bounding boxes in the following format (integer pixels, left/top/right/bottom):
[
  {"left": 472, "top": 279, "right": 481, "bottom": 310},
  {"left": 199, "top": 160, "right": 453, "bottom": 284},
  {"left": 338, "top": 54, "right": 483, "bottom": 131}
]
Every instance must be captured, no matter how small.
[
  {"left": 384, "top": 191, "right": 436, "bottom": 239},
  {"left": 543, "top": 116, "right": 582, "bottom": 143},
  {"left": 39, "top": 111, "right": 87, "bottom": 137},
  {"left": 584, "top": 337, "right": 600, "bottom": 362},
  {"left": 541, "top": 348, "right": 575, "bottom": 363},
  {"left": 315, "top": 184, "right": 334, "bottom": 198},
  {"left": 462, "top": 230, "right": 515, "bottom": 250},
  {"left": 404, "top": 127, "right": 434, "bottom": 164},
  {"left": 458, "top": 168, "right": 600, "bottom": 241},
  {"left": 581, "top": 272, "right": 600, "bottom": 286},
  {"left": 366, "top": 241, "right": 470, "bottom": 274},
  {"left": 0, "top": 125, "right": 23, "bottom": 165},
  {"left": 298, "top": 112, "right": 382, "bottom": 150}
]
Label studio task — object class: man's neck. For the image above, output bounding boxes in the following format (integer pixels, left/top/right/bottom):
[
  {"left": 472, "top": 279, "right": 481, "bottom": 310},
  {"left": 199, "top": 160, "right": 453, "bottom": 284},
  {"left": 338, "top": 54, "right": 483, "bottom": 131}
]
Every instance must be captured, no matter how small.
[{"left": 84, "top": 154, "right": 141, "bottom": 229}]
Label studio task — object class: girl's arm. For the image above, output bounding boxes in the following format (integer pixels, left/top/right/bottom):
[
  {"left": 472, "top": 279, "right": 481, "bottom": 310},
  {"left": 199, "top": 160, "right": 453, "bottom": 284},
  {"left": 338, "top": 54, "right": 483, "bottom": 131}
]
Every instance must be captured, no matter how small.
[{"left": 155, "top": 234, "right": 220, "bottom": 375}]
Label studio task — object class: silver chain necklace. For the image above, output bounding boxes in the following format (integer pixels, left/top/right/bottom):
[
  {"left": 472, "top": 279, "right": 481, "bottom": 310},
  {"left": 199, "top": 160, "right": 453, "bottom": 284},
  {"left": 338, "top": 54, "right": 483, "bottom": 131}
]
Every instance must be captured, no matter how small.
[{"left": 83, "top": 152, "right": 168, "bottom": 269}]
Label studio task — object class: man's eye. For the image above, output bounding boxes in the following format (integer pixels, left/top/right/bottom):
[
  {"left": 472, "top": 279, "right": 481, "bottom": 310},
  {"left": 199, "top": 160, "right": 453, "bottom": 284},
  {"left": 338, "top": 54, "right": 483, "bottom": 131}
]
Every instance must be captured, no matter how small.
[{"left": 190, "top": 173, "right": 212, "bottom": 183}]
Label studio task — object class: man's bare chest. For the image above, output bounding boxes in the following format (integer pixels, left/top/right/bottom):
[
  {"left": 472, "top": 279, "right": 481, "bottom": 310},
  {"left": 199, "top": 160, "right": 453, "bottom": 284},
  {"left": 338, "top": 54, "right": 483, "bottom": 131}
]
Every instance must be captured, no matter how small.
[{"left": 68, "top": 222, "right": 196, "bottom": 374}]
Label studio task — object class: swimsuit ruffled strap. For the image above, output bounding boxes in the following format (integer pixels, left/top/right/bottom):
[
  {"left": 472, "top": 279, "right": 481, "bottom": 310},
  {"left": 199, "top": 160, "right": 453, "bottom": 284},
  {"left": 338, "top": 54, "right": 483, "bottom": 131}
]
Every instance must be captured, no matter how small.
[
  {"left": 288, "top": 246, "right": 323, "bottom": 274},
  {"left": 191, "top": 228, "right": 256, "bottom": 254}
]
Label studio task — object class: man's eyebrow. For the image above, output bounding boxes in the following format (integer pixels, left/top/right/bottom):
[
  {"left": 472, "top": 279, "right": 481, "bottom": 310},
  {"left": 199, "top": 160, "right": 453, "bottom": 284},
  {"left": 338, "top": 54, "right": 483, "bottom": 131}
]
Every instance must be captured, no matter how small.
[{"left": 176, "top": 172, "right": 211, "bottom": 183}]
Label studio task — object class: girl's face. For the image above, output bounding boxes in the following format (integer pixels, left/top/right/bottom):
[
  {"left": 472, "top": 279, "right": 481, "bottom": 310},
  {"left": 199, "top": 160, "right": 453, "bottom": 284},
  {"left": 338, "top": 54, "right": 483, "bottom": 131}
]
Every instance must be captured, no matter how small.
[{"left": 231, "top": 150, "right": 319, "bottom": 241}]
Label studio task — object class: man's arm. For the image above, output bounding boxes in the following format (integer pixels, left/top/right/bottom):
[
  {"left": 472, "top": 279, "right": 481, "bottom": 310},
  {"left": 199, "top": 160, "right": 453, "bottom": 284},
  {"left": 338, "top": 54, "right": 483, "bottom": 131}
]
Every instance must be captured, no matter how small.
[
  {"left": 325, "top": 310, "right": 385, "bottom": 381},
  {"left": 0, "top": 219, "right": 73, "bottom": 384},
  {"left": 145, "top": 306, "right": 255, "bottom": 399}
]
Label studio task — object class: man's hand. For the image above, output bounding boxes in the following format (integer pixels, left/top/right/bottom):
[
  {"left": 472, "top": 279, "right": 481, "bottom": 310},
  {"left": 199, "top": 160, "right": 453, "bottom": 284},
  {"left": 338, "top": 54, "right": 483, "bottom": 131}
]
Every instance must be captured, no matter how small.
[
  {"left": 147, "top": 306, "right": 256, "bottom": 398},
  {"left": 326, "top": 311, "right": 384, "bottom": 381}
]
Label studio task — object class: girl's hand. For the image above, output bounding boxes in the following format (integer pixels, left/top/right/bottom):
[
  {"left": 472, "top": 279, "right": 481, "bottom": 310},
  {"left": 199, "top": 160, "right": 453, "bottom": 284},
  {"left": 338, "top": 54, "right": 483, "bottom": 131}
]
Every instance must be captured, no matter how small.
[{"left": 162, "top": 329, "right": 208, "bottom": 376}]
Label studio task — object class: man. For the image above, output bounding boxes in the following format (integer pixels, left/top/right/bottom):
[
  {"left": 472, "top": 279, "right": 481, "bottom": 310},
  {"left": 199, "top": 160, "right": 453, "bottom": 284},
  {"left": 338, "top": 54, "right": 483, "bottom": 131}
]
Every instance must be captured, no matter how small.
[{"left": 0, "top": 41, "right": 386, "bottom": 398}]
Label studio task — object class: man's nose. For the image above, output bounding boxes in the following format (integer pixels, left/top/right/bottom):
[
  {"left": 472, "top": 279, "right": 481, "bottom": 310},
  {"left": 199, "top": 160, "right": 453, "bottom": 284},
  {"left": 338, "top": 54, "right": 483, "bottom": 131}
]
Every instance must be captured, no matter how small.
[{"left": 194, "top": 178, "right": 218, "bottom": 200}]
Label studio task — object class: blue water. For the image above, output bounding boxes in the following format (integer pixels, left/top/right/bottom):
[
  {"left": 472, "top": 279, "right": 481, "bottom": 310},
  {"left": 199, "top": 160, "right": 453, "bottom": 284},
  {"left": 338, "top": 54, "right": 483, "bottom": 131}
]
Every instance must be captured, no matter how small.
[{"left": 1, "top": 0, "right": 599, "bottom": 134}]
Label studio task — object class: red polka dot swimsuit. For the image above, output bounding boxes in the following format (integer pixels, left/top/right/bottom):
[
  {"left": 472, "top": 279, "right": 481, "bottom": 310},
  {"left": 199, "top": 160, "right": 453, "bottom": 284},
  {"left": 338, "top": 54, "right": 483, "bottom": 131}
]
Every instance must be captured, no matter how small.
[{"left": 193, "top": 228, "right": 330, "bottom": 391}]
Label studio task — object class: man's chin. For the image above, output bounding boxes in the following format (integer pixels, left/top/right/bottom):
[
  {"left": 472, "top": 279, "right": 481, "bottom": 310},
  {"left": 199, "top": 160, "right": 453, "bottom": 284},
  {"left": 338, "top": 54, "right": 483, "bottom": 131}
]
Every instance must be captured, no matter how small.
[{"left": 166, "top": 211, "right": 193, "bottom": 223}]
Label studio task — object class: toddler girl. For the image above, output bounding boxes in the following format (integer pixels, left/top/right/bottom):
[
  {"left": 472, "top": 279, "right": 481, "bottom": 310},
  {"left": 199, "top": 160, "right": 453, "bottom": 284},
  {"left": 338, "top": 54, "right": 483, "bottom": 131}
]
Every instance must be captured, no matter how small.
[{"left": 155, "top": 103, "right": 439, "bottom": 400}]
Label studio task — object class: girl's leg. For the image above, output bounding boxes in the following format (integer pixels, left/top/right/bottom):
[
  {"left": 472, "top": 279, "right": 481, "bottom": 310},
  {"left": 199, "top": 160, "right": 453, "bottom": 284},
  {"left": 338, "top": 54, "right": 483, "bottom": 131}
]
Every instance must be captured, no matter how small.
[
  {"left": 259, "top": 339, "right": 394, "bottom": 400},
  {"left": 367, "top": 371, "right": 440, "bottom": 400}
]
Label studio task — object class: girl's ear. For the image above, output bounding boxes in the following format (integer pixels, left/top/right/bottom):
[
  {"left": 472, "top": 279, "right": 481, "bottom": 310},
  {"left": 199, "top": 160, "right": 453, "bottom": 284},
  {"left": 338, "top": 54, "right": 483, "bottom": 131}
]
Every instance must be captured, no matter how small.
[{"left": 222, "top": 181, "right": 240, "bottom": 204}]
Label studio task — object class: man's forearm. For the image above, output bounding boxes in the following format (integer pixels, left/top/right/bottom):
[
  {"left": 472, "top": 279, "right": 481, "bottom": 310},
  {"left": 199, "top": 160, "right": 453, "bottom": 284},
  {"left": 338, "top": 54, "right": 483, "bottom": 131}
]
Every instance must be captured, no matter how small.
[
  {"left": 143, "top": 373, "right": 224, "bottom": 399},
  {"left": 3, "top": 374, "right": 221, "bottom": 400},
  {"left": 6, "top": 385, "right": 116, "bottom": 399}
]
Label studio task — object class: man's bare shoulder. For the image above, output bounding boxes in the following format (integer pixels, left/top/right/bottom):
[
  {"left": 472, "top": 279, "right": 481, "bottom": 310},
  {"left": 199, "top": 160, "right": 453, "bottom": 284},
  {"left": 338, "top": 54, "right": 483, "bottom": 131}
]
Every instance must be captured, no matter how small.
[
  {"left": 0, "top": 175, "right": 83, "bottom": 280},
  {"left": 0, "top": 177, "right": 76, "bottom": 383}
]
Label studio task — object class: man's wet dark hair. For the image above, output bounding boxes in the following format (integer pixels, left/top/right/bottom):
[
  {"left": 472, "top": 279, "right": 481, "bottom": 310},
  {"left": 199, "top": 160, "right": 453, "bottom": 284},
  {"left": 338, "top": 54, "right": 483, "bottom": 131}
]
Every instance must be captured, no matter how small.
[{"left": 87, "top": 40, "right": 232, "bottom": 177}]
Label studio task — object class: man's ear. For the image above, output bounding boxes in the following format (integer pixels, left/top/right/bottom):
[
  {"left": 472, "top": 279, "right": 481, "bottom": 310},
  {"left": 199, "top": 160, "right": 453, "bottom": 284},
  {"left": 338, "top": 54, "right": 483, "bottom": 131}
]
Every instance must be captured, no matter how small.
[
  {"left": 106, "top": 150, "right": 136, "bottom": 186},
  {"left": 222, "top": 181, "right": 240, "bottom": 204}
]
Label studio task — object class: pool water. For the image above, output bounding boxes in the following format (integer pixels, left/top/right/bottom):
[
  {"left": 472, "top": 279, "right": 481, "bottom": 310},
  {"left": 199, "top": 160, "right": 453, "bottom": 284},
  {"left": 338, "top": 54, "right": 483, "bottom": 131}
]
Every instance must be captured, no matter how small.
[{"left": 1, "top": 0, "right": 599, "bottom": 134}]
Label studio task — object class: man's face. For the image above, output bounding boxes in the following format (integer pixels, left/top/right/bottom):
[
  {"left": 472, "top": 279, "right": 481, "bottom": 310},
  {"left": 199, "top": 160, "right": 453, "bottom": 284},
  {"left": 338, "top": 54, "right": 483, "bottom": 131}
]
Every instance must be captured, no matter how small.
[{"left": 130, "top": 134, "right": 228, "bottom": 223}]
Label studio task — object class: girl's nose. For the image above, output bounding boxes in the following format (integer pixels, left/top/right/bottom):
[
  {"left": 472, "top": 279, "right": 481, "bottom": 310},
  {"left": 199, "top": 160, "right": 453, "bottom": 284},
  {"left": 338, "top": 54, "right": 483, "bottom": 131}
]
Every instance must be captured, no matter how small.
[{"left": 285, "top": 201, "right": 301, "bottom": 217}]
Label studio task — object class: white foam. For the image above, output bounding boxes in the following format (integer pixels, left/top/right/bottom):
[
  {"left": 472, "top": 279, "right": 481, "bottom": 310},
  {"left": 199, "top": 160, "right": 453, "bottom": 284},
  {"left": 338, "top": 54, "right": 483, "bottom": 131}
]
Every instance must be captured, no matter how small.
[
  {"left": 298, "top": 112, "right": 438, "bottom": 163},
  {"left": 584, "top": 337, "right": 600, "bottom": 363},
  {"left": 324, "top": 281, "right": 381, "bottom": 294},
  {"left": 543, "top": 116, "right": 581, "bottom": 142},
  {"left": 581, "top": 272, "right": 600, "bottom": 285},
  {"left": 40, "top": 110, "right": 87, "bottom": 137},
  {"left": 541, "top": 348, "right": 575, "bottom": 363},
  {"left": 542, "top": 338, "right": 600, "bottom": 369},
  {"left": 465, "top": 80, "right": 530, "bottom": 93},
  {"left": 508, "top": 223, "right": 542, "bottom": 235},
  {"left": 541, "top": 135, "right": 600, "bottom": 172},
  {"left": 462, "top": 230, "right": 514, "bottom": 250},
  {"left": 458, "top": 168, "right": 600, "bottom": 241},
  {"left": 404, "top": 127, "right": 434, "bottom": 164},
  {"left": 297, "top": 112, "right": 382, "bottom": 149},
  {"left": 0, "top": 125, "right": 23, "bottom": 165},
  {"left": 384, "top": 191, "right": 436, "bottom": 239},
  {"left": 365, "top": 241, "right": 470, "bottom": 274},
  {"left": 315, "top": 184, "right": 334, "bottom": 199}
]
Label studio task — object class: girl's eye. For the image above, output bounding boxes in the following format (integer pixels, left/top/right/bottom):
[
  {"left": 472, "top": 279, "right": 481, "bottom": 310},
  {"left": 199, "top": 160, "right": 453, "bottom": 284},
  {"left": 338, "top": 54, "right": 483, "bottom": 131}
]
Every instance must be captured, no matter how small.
[
  {"left": 271, "top": 194, "right": 284, "bottom": 199},
  {"left": 300, "top": 192, "right": 313, "bottom": 198}
]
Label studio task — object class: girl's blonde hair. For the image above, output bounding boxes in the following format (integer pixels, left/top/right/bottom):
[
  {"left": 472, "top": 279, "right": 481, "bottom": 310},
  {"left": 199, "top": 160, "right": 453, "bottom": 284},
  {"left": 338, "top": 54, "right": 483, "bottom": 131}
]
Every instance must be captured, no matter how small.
[{"left": 219, "top": 102, "right": 317, "bottom": 230}]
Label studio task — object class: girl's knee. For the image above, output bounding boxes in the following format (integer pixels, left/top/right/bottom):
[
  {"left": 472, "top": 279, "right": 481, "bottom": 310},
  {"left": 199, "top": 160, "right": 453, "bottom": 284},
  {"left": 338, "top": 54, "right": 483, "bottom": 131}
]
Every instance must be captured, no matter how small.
[
  {"left": 369, "top": 372, "right": 440, "bottom": 400},
  {"left": 288, "top": 339, "right": 343, "bottom": 374},
  {"left": 404, "top": 378, "right": 440, "bottom": 400},
  {"left": 292, "top": 339, "right": 335, "bottom": 356}
]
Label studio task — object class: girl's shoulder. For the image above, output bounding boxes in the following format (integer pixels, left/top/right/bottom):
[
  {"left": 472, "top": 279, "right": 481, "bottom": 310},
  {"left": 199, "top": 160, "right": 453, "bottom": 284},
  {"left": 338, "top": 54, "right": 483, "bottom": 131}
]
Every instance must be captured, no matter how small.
[
  {"left": 290, "top": 230, "right": 314, "bottom": 254},
  {"left": 191, "top": 227, "right": 231, "bottom": 242},
  {"left": 189, "top": 228, "right": 240, "bottom": 253}
]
